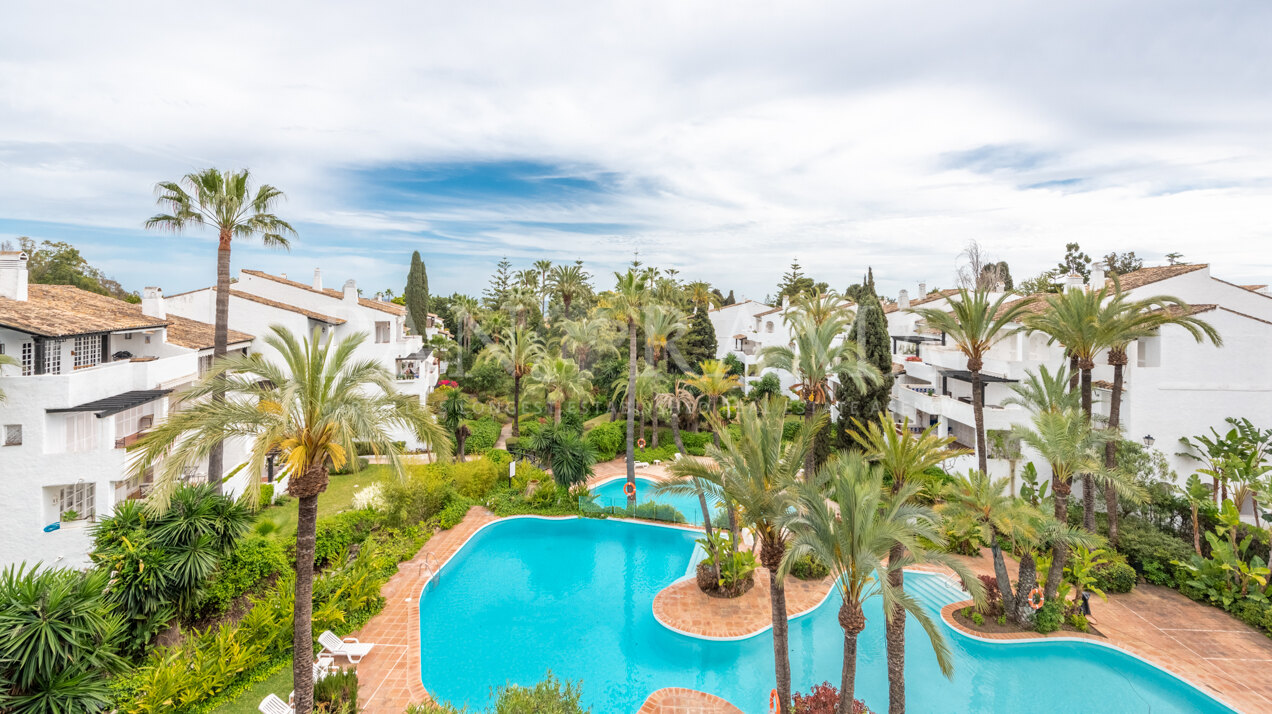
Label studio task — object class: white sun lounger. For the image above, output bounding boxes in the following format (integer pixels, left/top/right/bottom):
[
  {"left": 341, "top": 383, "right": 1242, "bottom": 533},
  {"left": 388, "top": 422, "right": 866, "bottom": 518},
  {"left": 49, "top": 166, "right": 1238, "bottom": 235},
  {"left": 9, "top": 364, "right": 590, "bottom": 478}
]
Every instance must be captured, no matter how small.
[
  {"left": 258, "top": 693, "right": 292, "bottom": 714},
  {"left": 318, "top": 630, "right": 375, "bottom": 664}
]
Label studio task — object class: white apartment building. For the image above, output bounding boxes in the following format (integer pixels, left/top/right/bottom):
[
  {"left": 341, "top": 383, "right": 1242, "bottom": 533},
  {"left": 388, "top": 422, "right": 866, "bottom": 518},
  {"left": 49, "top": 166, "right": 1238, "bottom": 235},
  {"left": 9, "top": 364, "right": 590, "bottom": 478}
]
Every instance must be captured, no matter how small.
[
  {"left": 164, "top": 267, "right": 447, "bottom": 452},
  {"left": 0, "top": 251, "right": 251, "bottom": 568},
  {"left": 886, "top": 264, "right": 1272, "bottom": 489}
]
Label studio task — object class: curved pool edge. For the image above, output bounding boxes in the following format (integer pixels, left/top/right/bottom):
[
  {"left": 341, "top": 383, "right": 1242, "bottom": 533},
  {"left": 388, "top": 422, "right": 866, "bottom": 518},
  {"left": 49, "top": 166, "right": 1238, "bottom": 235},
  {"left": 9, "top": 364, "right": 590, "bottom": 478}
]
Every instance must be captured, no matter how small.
[{"left": 924, "top": 574, "right": 1241, "bottom": 714}]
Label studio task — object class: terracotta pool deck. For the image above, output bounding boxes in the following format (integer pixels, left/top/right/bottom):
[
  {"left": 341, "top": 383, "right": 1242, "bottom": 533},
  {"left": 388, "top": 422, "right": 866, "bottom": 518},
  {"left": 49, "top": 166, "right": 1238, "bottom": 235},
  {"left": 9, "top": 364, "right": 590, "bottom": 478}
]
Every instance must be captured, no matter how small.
[{"left": 354, "top": 489, "right": 1272, "bottom": 713}]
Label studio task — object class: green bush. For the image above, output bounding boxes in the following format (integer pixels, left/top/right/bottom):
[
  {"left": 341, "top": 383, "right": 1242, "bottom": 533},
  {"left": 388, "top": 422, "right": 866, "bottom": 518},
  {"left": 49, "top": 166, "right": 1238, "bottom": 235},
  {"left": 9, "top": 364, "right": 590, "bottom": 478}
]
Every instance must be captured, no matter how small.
[
  {"left": 584, "top": 421, "right": 624, "bottom": 461},
  {"left": 781, "top": 418, "right": 802, "bottom": 441},
  {"left": 430, "top": 497, "right": 473, "bottom": 530},
  {"left": 633, "top": 442, "right": 679, "bottom": 463},
  {"left": 1116, "top": 520, "right": 1194, "bottom": 586},
  {"left": 1091, "top": 558, "right": 1138, "bottom": 594},
  {"left": 446, "top": 458, "right": 503, "bottom": 499},
  {"left": 463, "top": 417, "right": 500, "bottom": 454},
  {"left": 790, "top": 553, "right": 830, "bottom": 580},
  {"left": 1034, "top": 600, "right": 1064, "bottom": 634},
  {"left": 381, "top": 468, "right": 455, "bottom": 527},
  {"left": 1068, "top": 612, "right": 1089, "bottom": 632},
  {"left": 971, "top": 612, "right": 985, "bottom": 626},
  {"left": 680, "top": 431, "right": 710, "bottom": 453},
  {"left": 1231, "top": 599, "right": 1272, "bottom": 633},
  {"left": 353, "top": 441, "right": 405, "bottom": 456},
  {"left": 313, "top": 510, "right": 380, "bottom": 568},
  {"left": 199, "top": 536, "right": 288, "bottom": 616},
  {"left": 408, "top": 672, "right": 587, "bottom": 714},
  {"left": 633, "top": 501, "right": 686, "bottom": 523},
  {"left": 258, "top": 483, "right": 275, "bottom": 506},
  {"left": 314, "top": 668, "right": 358, "bottom": 712},
  {"left": 331, "top": 455, "right": 370, "bottom": 475}
]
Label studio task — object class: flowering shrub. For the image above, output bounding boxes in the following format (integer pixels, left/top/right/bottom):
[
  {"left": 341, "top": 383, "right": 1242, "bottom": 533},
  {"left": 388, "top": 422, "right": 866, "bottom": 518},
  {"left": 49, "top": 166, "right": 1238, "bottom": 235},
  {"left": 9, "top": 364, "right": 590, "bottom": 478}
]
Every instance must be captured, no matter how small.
[
  {"left": 352, "top": 483, "right": 386, "bottom": 511},
  {"left": 436, "top": 379, "right": 459, "bottom": 389},
  {"left": 905, "top": 355, "right": 922, "bottom": 362},
  {"left": 792, "top": 682, "right": 873, "bottom": 713}
]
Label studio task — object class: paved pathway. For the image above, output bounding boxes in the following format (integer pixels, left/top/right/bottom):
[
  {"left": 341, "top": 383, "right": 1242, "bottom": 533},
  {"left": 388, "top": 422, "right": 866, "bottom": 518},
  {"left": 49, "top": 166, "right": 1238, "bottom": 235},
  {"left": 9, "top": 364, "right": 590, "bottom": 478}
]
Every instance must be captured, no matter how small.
[
  {"left": 355, "top": 506, "right": 497, "bottom": 714},
  {"left": 493, "top": 421, "right": 511, "bottom": 450},
  {"left": 636, "top": 688, "right": 744, "bottom": 714}
]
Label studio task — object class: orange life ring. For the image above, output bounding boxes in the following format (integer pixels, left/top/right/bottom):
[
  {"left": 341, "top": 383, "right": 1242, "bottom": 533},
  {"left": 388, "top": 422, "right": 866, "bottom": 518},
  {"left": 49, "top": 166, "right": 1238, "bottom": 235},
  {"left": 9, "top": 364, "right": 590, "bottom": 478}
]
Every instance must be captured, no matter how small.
[
  {"left": 623, "top": 481, "right": 636, "bottom": 497},
  {"left": 1028, "top": 587, "right": 1044, "bottom": 610},
  {"left": 637, "top": 438, "right": 647, "bottom": 448},
  {"left": 770, "top": 689, "right": 780, "bottom": 714}
]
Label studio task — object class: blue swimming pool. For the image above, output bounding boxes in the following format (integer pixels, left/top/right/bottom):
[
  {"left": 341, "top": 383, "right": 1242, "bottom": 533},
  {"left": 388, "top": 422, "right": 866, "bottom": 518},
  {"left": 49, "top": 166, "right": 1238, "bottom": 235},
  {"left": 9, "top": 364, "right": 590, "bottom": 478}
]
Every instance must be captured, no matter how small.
[
  {"left": 590, "top": 476, "right": 713, "bottom": 524},
  {"left": 417, "top": 518, "right": 1234, "bottom": 713}
]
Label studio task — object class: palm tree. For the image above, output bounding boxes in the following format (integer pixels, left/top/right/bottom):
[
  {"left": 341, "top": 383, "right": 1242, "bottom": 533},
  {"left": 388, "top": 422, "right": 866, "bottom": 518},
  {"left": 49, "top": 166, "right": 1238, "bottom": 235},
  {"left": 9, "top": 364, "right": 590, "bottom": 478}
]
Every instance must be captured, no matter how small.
[
  {"left": 684, "top": 280, "right": 719, "bottom": 312},
  {"left": 761, "top": 314, "right": 880, "bottom": 477},
  {"left": 850, "top": 416, "right": 968, "bottom": 714},
  {"left": 480, "top": 309, "right": 510, "bottom": 343},
  {"left": 0, "top": 353, "right": 17, "bottom": 401},
  {"left": 684, "top": 359, "right": 740, "bottom": 447},
  {"left": 530, "top": 356, "right": 593, "bottom": 423},
  {"left": 1097, "top": 293, "right": 1220, "bottom": 544},
  {"left": 603, "top": 270, "right": 648, "bottom": 508},
  {"left": 938, "top": 470, "right": 1042, "bottom": 625},
  {"left": 451, "top": 295, "right": 480, "bottom": 359},
  {"left": 655, "top": 379, "right": 695, "bottom": 455},
  {"left": 549, "top": 264, "right": 590, "bottom": 318},
  {"left": 506, "top": 285, "right": 539, "bottom": 328},
  {"left": 559, "top": 316, "right": 617, "bottom": 367},
  {"left": 129, "top": 326, "right": 450, "bottom": 713},
  {"left": 478, "top": 327, "right": 543, "bottom": 437},
  {"left": 643, "top": 304, "right": 688, "bottom": 368},
  {"left": 145, "top": 168, "right": 296, "bottom": 493},
  {"left": 666, "top": 397, "right": 821, "bottom": 714},
  {"left": 781, "top": 454, "right": 976, "bottom": 714},
  {"left": 533, "top": 259, "right": 553, "bottom": 314},
  {"left": 786, "top": 289, "right": 851, "bottom": 327},
  {"left": 1002, "top": 363, "right": 1080, "bottom": 414},
  {"left": 436, "top": 388, "right": 472, "bottom": 462},
  {"left": 987, "top": 431, "right": 1024, "bottom": 495}
]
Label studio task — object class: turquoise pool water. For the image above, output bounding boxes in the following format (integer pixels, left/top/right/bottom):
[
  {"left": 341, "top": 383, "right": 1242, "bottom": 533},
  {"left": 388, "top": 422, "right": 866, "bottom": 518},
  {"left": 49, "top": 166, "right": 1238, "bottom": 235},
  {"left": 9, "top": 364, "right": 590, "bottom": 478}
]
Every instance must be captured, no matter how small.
[
  {"left": 417, "top": 518, "right": 1234, "bottom": 713},
  {"left": 591, "top": 476, "right": 713, "bottom": 524}
]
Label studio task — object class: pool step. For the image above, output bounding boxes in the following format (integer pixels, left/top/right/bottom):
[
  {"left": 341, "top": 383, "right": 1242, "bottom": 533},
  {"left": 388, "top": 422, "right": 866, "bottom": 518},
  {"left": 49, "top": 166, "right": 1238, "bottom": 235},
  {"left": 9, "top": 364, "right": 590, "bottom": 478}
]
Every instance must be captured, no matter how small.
[{"left": 905, "top": 574, "right": 970, "bottom": 610}]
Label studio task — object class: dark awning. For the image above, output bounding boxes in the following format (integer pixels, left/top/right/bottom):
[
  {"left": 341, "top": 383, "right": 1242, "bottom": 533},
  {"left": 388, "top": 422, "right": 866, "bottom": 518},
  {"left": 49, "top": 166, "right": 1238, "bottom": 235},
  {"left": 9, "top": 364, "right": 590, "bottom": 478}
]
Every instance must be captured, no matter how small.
[
  {"left": 939, "top": 369, "right": 1017, "bottom": 383},
  {"left": 890, "top": 335, "right": 943, "bottom": 344},
  {"left": 397, "top": 348, "right": 433, "bottom": 361},
  {"left": 47, "top": 389, "right": 172, "bottom": 418}
]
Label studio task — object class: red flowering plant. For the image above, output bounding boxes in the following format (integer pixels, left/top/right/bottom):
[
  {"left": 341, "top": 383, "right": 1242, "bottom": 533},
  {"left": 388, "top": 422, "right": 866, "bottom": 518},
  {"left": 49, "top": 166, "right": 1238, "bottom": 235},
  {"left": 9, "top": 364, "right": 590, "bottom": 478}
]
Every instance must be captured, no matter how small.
[
  {"left": 435, "top": 379, "right": 459, "bottom": 390},
  {"left": 905, "top": 355, "right": 923, "bottom": 362},
  {"left": 792, "top": 682, "right": 873, "bottom": 714}
]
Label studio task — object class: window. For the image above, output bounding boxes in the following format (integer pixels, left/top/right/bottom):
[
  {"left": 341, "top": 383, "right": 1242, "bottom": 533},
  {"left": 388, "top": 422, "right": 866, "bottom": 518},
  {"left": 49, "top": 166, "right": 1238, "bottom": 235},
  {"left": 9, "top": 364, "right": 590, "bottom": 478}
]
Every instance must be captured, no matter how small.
[
  {"left": 20, "top": 341, "right": 32, "bottom": 375},
  {"left": 3, "top": 425, "right": 20, "bottom": 446},
  {"left": 766, "top": 321, "right": 774, "bottom": 333},
  {"left": 43, "top": 340, "right": 62, "bottom": 375},
  {"left": 375, "top": 321, "right": 390, "bottom": 343},
  {"left": 198, "top": 353, "right": 214, "bottom": 377},
  {"left": 65, "top": 412, "right": 96, "bottom": 453},
  {"left": 114, "top": 402, "right": 156, "bottom": 447},
  {"left": 53, "top": 483, "right": 95, "bottom": 521},
  {"left": 73, "top": 335, "right": 102, "bottom": 370}
]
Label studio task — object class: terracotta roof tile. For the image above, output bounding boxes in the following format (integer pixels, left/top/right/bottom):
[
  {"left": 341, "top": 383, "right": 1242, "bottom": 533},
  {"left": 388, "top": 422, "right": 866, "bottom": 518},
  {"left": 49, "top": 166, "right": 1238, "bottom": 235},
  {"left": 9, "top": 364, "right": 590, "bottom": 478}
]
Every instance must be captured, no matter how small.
[
  {"left": 224, "top": 289, "right": 346, "bottom": 324},
  {"left": 1108, "top": 263, "right": 1208, "bottom": 291},
  {"left": 241, "top": 269, "right": 405, "bottom": 316},
  {"left": 0, "top": 285, "right": 168, "bottom": 338},
  {"left": 885, "top": 289, "right": 960, "bottom": 314},
  {"left": 163, "top": 315, "right": 253, "bottom": 350}
]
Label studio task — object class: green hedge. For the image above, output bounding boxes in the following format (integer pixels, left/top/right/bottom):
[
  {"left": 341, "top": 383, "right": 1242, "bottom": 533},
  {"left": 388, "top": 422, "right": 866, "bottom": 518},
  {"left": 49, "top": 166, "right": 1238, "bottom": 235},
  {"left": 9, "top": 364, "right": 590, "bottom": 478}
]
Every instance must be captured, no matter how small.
[
  {"left": 198, "top": 537, "right": 288, "bottom": 617},
  {"left": 584, "top": 421, "right": 624, "bottom": 461},
  {"left": 462, "top": 417, "right": 500, "bottom": 454},
  {"left": 312, "top": 510, "right": 380, "bottom": 568},
  {"left": 1116, "top": 519, "right": 1194, "bottom": 587}
]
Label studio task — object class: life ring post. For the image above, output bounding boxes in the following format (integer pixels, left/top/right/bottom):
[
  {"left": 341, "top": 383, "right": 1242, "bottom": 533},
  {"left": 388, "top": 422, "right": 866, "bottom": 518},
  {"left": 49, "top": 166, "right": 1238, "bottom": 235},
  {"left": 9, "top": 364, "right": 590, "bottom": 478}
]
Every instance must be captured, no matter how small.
[{"left": 623, "top": 480, "right": 636, "bottom": 498}]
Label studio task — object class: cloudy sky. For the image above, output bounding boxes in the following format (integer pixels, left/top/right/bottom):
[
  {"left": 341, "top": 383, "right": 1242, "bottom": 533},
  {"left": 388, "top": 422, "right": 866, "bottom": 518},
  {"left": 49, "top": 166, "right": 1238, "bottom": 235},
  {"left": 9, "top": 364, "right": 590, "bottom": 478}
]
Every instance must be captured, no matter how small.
[{"left": 2, "top": 1, "right": 1270, "bottom": 301}]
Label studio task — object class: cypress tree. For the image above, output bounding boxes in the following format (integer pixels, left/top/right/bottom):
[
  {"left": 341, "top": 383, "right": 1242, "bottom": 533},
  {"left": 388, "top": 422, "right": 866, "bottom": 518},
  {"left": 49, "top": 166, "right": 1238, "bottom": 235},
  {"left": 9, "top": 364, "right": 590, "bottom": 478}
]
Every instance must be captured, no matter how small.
[
  {"left": 404, "top": 251, "right": 430, "bottom": 335},
  {"left": 674, "top": 306, "right": 717, "bottom": 373},
  {"left": 836, "top": 276, "right": 895, "bottom": 449}
]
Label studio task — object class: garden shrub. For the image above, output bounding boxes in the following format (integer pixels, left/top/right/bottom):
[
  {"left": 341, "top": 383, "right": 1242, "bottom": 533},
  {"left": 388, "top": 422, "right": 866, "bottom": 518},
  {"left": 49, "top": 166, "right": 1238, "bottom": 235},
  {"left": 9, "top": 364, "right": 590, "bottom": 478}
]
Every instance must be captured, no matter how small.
[
  {"left": 632, "top": 501, "right": 686, "bottom": 523},
  {"left": 977, "top": 574, "right": 1001, "bottom": 612},
  {"left": 633, "top": 442, "right": 679, "bottom": 463},
  {"left": 1034, "top": 600, "right": 1064, "bottom": 634},
  {"left": 314, "top": 666, "right": 358, "bottom": 712},
  {"left": 199, "top": 536, "right": 288, "bottom": 617},
  {"left": 680, "top": 431, "right": 710, "bottom": 453},
  {"left": 584, "top": 421, "right": 624, "bottom": 461},
  {"left": 1068, "top": 612, "right": 1089, "bottom": 632},
  {"left": 429, "top": 497, "right": 473, "bottom": 530},
  {"left": 353, "top": 441, "right": 405, "bottom": 456},
  {"left": 971, "top": 612, "right": 985, "bottom": 626},
  {"left": 408, "top": 673, "right": 587, "bottom": 714},
  {"left": 381, "top": 468, "right": 455, "bottom": 527},
  {"left": 313, "top": 510, "right": 380, "bottom": 568},
  {"left": 447, "top": 458, "right": 503, "bottom": 499},
  {"left": 781, "top": 418, "right": 803, "bottom": 442},
  {"left": 462, "top": 417, "right": 500, "bottom": 454},
  {"left": 1091, "top": 558, "right": 1138, "bottom": 594},
  {"left": 258, "top": 483, "right": 275, "bottom": 507},
  {"left": 790, "top": 553, "right": 830, "bottom": 580},
  {"left": 791, "top": 681, "right": 873, "bottom": 713},
  {"left": 352, "top": 482, "right": 386, "bottom": 511},
  {"left": 1116, "top": 519, "right": 1193, "bottom": 585},
  {"left": 331, "top": 455, "right": 369, "bottom": 475}
]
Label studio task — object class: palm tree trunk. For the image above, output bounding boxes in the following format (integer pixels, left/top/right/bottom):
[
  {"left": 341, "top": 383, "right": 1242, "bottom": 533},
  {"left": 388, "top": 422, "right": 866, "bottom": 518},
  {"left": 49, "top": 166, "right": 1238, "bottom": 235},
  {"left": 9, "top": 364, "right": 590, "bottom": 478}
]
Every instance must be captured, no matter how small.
[
  {"left": 971, "top": 368, "right": 988, "bottom": 474},
  {"left": 292, "top": 492, "right": 319, "bottom": 713},
  {"left": 1080, "top": 366, "right": 1096, "bottom": 532},
  {"left": 671, "top": 393, "right": 686, "bottom": 455},
  {"left": 803, "top": 397, "right": 815, "bottom": 479},
  {"left": 651, "top": 406, "right": 659, "bottom": 448},
  {"left": 626, "top": 319, "right": 637, "bottom": 508},
  {"left": 1013, "top": 552, "right": 1038, "bottom": 625},
  {"left": 512, "top": 374, "right": 521, "bottom": 438},
  {"left": 884, "top": 544, "right": 906, "bottom": 714},
  {"left": 1104, "top": 354, "right": 1126, "bottom": 545},
  {"left": 207, "top": 232, "right": 232, "bottom": 495},
  {"left": 1045, "top": 475, "right": 1069, "bottom": 600},
  {"left": 639, "top": 406, "right": 646, "bottom": 444},
  {"left": 553, "top": 401, "right": 562, "bottom": 424},
  {"left": 762, "top": 538, "right": 792, "bottom": 714},
  {"left": 710, "top": 396, "right": 721, "bottom": 448},
  {"left": 838, "top": 604, "right": 864, "bottom": 714},
  {"left": 990, "top": 539, "right": 1015, "bottom": 619}
]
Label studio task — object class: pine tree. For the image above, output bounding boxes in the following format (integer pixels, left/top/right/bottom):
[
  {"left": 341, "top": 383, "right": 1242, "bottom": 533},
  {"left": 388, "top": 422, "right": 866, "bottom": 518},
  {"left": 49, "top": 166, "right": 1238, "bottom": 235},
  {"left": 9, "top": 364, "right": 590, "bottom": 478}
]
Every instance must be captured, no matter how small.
[
  {"left": 836, "top": 279, "right": 894, "bottom": 449},
  {"left": 723, "top": 289, "right": 735, "bottom": 306},
  {"left": 1057, "top": 243, "right": 1092, "bottom": 281},
  {"left": 483, "top": 257, "right": 513, "bottom": 309},
  {"left": 674, "top": 306, "right": 717, "bottom": 374},
  {"left": 404, "top": 251, "right": 429, "bottom": 335}
]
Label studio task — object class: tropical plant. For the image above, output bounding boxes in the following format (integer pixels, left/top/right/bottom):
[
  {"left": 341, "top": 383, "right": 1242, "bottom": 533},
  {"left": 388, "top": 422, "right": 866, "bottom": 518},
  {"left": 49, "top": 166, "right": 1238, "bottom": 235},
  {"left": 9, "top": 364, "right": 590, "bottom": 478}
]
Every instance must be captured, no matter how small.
[
  {"left": 910, "top": 287, "right": 1034, "bottom": 473},
  {"left": 1181, "top": 473, "right": 1211, "bottom": 555},
  {"left": 0, "top": 565, "right": 127, "bottom": 714},
  {"left": 530, "top": 356, "right": 593, "bottom": 423},
  {"left": 549, "top": 264, "right": 591, "bottom": 318},
  {"left": 145, "top": 168, "right": 295, "bottom": 493},
  {"left": 479, "top": 326, "right": 543, "bottom": 437},
  {"left": 660, "top": 397, "right": 821, "bottom": 713},
  {"left": 987, "top": 431, "right": 1023, "bottom": 495},
  {"left": 559, "top": 316, "right": 617, "bottom": 367},
  {"left": 642, "top": 303, "right": 688, "bottom": 368},
  {"left": 684, "top": 359, "right": 740, "bottom": 447},
  {"left": 436, "top": 388, "right": 472, "bottom": 461},
  {"left": 1019, "top": 462, "right": 1049, "bottom": 507},
  {"left": 602, "top": 270, "right": 648, "bottom": 507},
  {"left": 762, "top": 314, "right": 879, "bottom": 477},
  {"left": 781, "top": 453, "right": 980, "bottom": 713},
  {"left": 527, "top": 423, "right": 598, "bottom": 487},
  {"left": 128, "top": 326, "right": 451, "bottom": 712}
]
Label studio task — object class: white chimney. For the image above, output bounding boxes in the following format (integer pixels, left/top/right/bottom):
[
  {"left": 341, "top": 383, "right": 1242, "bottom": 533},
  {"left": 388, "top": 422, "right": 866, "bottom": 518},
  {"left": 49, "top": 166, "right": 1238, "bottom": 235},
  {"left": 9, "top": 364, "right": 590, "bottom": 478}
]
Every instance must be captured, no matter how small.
[
  {"left": 280, "top": 272, "right": 288, "bottom": 280},
  {"left": 313, "top": 268, "right": 323, "bottom": 291},
  {"left": 781, "top": 295, "right": 790, "bottom": 311},
  {"left": 0, "top": 251, "right": 29, "bottom": 301},
  {"left": 1090, "top": 262, "right": 1106, "bottom": 290},
  {"left": 898, "top": 289, "right": 910, "bottom": 310},
  {"left": 1064, "top": 273, "right": 1084, "bottom": 291},
  {"left": 918, "top": 281, "right": 927, "bottom": 297},
  {"left": 141, "top": 287, "right": 166, "bottom": 319},
  {"left": 342, "top": 279, "right": 357, "bottom": 303}
]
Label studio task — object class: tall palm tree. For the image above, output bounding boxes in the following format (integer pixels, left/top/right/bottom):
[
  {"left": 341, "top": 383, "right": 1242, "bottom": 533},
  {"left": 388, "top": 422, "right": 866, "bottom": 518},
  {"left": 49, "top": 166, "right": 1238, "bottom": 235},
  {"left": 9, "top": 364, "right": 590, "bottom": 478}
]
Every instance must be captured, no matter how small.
[
  {"left": 533, "top": 259, "right": 553, "bottom": 315},
  {"left": 684, "top": 280, "right": 719, "bottom": 312},
  {"left": 684, "top": 359, "right": 741, "bottom": 447},
  {"left": 938, "top": 470, "right": 1042, "bottom": 625},
  {"left": 506, "top": 285, "right": 539, "bottom": 328},
  {"left": 761, "top": 314, "right": 880, "bottom": 477},
  {"left": 643, "top": 304, "right": 688, "bottom": 368},
  {"left": 549, "top": 264, "right": 590, "bottom": 318},
  {"left": 786, "top": 289, "right": 851, "bottom": 327},
  {"left": 603, "top": 270, "right": 648, "bottom": 507},
  {"left": 129, "top": 326, "right": 450, "bottom": 713},
  {"left": 781, "top": 454, "right": 976, "bottom": 714},
  {"left": 530, "top": 356, "right": 593, "bottom": 423},
  {"left": 145, "top": 168, "right": 295, "bottom": 493},
  {"left": 850, "top": 416, "right": 969, "bottom": 714},
  {"left": 666, "top": 397, "right": 822, "bottom": 714},
  {"left": 478, "top": 327, "right": 543, "bottom": 437},
  {"left": 451, "top": 295, "right": 480, "bottom": 356},
  {"left": 480, "top": 309, "right": 510, "bottom": 343},
  {"left": 559, "top": 316, "right": 617, "bottom": 366},
  {"left": 910, "top": 287, "right": 1034, "bottom": 474},
  {"left": 435, "top": 388, "right": 472, "bottom": 462},
  {"left": 0, "top": 353, "right": 17, "bottom": 401},
  {"left": 1097, "top": 294, "right": 1220, "bottom": 543}
]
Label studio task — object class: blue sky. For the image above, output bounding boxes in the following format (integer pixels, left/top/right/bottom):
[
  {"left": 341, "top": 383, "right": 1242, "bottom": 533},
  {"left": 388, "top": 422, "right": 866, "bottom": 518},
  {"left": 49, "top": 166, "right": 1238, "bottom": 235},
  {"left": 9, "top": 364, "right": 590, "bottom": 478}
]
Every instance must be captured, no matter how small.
[{"left": 2, "top": 1, "right": 1271, "bottom": 301}]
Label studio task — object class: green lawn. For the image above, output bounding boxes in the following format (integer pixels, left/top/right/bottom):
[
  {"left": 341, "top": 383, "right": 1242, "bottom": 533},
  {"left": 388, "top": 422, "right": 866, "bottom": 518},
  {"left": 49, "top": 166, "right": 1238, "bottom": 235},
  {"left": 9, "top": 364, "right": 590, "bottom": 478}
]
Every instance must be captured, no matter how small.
[
  {"left": 214, "top": 660, "right": 293, "bottom": 714},
  {"left": 253, "top": 465, "right": 394, "bottom": 540}
]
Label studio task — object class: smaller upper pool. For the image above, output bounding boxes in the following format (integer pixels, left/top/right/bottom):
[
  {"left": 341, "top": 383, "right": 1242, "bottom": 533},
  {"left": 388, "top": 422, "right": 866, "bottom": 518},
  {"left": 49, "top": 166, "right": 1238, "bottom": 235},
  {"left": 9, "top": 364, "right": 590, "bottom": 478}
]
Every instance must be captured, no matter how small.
[{"left": 590, "top": 476, "right": 715, "bottom": 525}]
